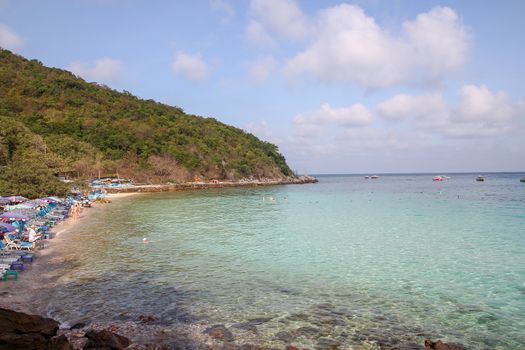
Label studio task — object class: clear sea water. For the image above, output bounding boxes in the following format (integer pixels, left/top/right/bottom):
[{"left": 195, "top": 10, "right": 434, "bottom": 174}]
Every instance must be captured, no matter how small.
[{"left": 44, "top": 174, "right": 525, "bottom": 349}]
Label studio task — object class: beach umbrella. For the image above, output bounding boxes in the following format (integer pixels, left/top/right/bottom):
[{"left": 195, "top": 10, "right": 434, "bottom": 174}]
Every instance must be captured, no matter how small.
[
  {"left": 0, "top": 223, "right": 17, "bottom": 233},
  {"left": 0, "top": 212, "right": 30, "bottom": 221},
  {"left": 11, "top": 203, "right": 39, "bottom": 210},
  {"left": 40, "top": 197, "right": 59, "bottom": 203},
  {"left": 3, "top": 196, "right": 29, "bottom": 203}
]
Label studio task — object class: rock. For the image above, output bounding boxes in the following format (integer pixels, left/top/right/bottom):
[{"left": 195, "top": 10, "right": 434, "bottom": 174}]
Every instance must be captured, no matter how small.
[
  {"left": 275, "top": 331, "right": 295, "bottom": 342},
  {"left": 0, "top": 308, "right": 58, "bottom": 337},
  {"left": 286, "top": 313, "right": 310, "bottom": 321},
  {"left": 424, "top": 339, "right": 465, "bottom": 350},
  {"left": 83, "top": 329, "right": 131, "bottom": 349},
  {"left": 295, "top": 326, "right": 320, "bottom": 338},
  {"left": 45, "top": 335, "right": 74, "bottom": 350},
  {"left": 232, "top": 322, "right": 258, "bottom": 333},
  {"left": 232, "top": 316, "right": 274, "bottom": 333},
  {"left": 315, "top": 337, "right": 340, "bottom": 350},
  {"left": 0, "top": 308, "right": 73, "bottom": 350},
  {"left": 203, "top": 325, "right": 234, "bottom": 342},
  {"left": 70, "top": 322, "right": 86, "bottom": 330},
  {"left": 285, "top": 346, "right": 301, "bottom": 350},
  {"left": 138, "top": 315, "right": 157, "bottom": 324}
]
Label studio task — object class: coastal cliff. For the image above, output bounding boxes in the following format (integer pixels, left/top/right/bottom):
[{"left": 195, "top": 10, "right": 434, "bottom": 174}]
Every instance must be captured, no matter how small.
[{"left": 0, "top": 49, "right": 306, "bottom": 198}]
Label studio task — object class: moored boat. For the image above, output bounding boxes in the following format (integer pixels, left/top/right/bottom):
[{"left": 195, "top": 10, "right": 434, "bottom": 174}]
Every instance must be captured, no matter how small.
[
  {"left": 476, "top": 175, "right": 485, "bottom": 182},
  {"left": 520, "top": 178, "right": 525, "bottom": 183},
  {"left": 370, "top": 175, "right": 379, "bottom": 179}
]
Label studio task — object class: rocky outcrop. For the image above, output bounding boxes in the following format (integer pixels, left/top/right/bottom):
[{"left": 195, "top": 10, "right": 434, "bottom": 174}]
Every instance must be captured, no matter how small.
[
  {"left": 83, "top": 329, "right": 130, "bottom": 349},
  {"left": 106, "top": 176, "right": 318, "bottom": 194},
  {"left": 0, "top": 308, "right": 73, "bottom": 350},
  {"left": 424, "top": 339, "right": 465, "bottom": 350}
]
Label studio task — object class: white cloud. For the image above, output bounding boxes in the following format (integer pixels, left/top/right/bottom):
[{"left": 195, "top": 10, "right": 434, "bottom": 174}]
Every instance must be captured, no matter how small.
[
  {"left": 285, "top": 5, "right": 470, "bottom": 88},
  {"left": 171, "top": 52, "right": 209, "bottom": 82},
  {"left": 68, "top": 58, "right": 123, "bottom": 83},
  {"left": 377, "top": 85, "right": 524, "bottom": 137},
  {"left": 243, "top": 121, "right": 278, "bottom": 143},
  {"left": 210, "top": 0, "right": 235, "bottom": 23},
  {"left": 0, "top": 23, "right": 24, "bottom": 53},
  {"left": 249, "top": 0, "right": 309, "bottom": 41},
  {"left": 246, "top": 20, "right": 275, "bottom": 48},
  {"left": 249, "top": 56, "right": 276, "bottom": 84},
  {"left": 294, "top": 103, "right": 373, "bottom": 129}
]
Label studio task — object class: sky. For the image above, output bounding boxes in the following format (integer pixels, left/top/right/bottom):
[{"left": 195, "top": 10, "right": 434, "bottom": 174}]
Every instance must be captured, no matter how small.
[{"left": 1, "top": 0, "right": 524, "bottom": 174}]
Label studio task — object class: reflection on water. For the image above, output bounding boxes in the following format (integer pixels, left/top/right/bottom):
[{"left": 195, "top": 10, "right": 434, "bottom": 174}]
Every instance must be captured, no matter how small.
[{"left": 36, "top": 174, "right": 525, "bottom": 348}]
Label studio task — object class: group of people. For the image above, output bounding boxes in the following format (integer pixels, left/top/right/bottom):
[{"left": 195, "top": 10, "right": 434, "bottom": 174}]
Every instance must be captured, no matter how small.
[{"left": 70, "top": 202, "right": 82, "bottom": 218}]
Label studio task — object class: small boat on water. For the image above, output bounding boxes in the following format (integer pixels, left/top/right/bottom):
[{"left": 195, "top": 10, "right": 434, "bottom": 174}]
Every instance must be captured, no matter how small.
[
  {"left": 476, "top": 175, "right": 485, "bottom": 182},
  {"left": 433, "top": 175, "right": 450, "bottom": 182},
  {"left": 520, "top": 178, "right": 525, "bottom": 183},
  {"left": 370, "top": 175, "right": 379, "bottom": 179},
  {"left": 364, "top": 176, "right": 370, "bottom": 179}
]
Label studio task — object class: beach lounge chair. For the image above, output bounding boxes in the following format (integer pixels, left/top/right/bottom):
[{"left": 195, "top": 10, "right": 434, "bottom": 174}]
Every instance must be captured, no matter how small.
[
  {"left": 4, "top": 234, "right": 33, "bottom": 251},
  {"left": 0, "top": 242, "right": 34, "bottom": 265}
]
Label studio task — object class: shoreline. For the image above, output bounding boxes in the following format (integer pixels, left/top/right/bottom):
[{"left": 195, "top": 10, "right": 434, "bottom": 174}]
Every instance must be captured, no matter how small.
[{"left": 104, "top": 175, "right": 318, "bottom": 194}]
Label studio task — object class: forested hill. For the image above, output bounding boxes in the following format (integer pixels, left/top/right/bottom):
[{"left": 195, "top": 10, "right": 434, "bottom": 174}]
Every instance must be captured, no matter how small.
[{"left": 0, "top": 49, "right": 293, "bottom": 196}]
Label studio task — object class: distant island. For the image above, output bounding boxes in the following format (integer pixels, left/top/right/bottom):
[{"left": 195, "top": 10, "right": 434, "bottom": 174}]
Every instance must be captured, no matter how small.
[{"left": 0, "top": 49, "right": 311, "bottom": 198}]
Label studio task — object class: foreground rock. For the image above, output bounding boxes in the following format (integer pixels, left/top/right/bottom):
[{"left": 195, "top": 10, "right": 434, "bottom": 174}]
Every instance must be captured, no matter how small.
[
  {"left": 83, "top": 329, "right": 131, "bottom": 349},
  {"left": 203, "top": 324, "right": 234, "bottom": 342},
  {"left": 0, "top": 308, "right": 73, "bottom": 350},
  {"left": 425, "top": 339, "right": 465, "bottom": 350}
]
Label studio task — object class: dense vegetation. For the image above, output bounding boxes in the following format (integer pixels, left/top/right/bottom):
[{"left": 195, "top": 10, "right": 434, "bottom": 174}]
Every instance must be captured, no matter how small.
[{"left": 0, "top": 49, "right": 293, "bottom": 197}]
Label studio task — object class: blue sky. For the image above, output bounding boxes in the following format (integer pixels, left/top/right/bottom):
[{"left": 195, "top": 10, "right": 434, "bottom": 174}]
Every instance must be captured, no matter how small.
[{"left": 1, "top": 0, "right": 524, "bottom": 174}]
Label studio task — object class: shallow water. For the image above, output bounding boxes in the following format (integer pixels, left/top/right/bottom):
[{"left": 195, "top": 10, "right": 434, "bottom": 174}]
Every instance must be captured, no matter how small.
[{"left": 34, "top": 174, "right": 525, "bottom": 348}]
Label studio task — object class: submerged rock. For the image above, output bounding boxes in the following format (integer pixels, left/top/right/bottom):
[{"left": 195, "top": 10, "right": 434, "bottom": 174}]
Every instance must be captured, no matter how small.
[
  {"left": 315, "top": 337, "right": 341, "bottom": 350},
  {"left": 203, "top": 324, "right": 234, "bottom": 342},
  {"left": 83, "top": 329, "right": 131, "bottom": 349},
  {"left": 138, "top": 315, "right": 157, "bottom": 324},
  {"left": 424, "top": 339, "right": 465, "bottom": 350},
  {"left": 232, "top": 316, "right": 274, "bottom": 333}
]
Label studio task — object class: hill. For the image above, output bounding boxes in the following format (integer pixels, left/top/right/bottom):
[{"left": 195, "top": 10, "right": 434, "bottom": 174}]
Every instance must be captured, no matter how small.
[{"left": 0, "top": 49, "right": 294, "bottom": 197}]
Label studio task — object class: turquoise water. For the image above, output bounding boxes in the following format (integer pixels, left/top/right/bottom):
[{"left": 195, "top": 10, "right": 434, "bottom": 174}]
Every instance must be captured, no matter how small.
[{"left": 46, "top": 174, "right": 524, "bottom": 348}]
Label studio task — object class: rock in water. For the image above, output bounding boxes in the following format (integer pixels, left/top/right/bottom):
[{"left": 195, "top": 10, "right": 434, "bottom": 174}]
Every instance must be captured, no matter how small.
[
  {"left": 0, "top": 308, "right": 73, "bottom": 350},
  {"left": 203, "top": 324, "right": 234, "bottom": 342},
  {"left": 83, "top": 329, "right": 131, "bottom": 349},
  {"left": 424, "top": 339, "right": 465, "bottom": 350}
]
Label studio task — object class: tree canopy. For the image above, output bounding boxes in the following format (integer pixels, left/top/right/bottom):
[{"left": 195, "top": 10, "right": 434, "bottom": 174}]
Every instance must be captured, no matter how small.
[{"left": 0, "top": 49, "right": 293, "bottom": 197}]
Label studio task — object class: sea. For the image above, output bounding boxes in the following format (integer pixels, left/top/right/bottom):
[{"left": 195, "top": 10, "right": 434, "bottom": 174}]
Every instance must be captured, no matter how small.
[{"left": 32, "top": 174, "right": 525, "bottom": 349}]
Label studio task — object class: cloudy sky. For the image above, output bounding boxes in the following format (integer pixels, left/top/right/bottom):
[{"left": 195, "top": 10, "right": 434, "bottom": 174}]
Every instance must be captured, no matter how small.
[{"left": 1, "top": 0, "right": 524, "bottom": 174}]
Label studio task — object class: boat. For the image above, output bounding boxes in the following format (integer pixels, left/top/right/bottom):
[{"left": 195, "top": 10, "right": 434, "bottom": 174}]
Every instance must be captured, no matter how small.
[
  {"left": 433, "top": 176, "right": 445, "bottom": 182},
  {"left": 520, "top": 178, "right": 525, "bottom": 183},
  {"left": 370, "top": 175, "right": 379, "bottom": 179},
  {"left": 476, "top": 175, "right": 485, "bottom": 182},
  {"left": 364, "top": 176, "right": 370, "bottom": 179}
]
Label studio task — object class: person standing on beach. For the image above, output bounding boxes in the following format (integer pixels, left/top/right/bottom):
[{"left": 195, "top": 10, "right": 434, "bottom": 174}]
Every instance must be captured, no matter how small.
[{"left": 28, "top": 225, "right": 41, "bottom": 249}]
